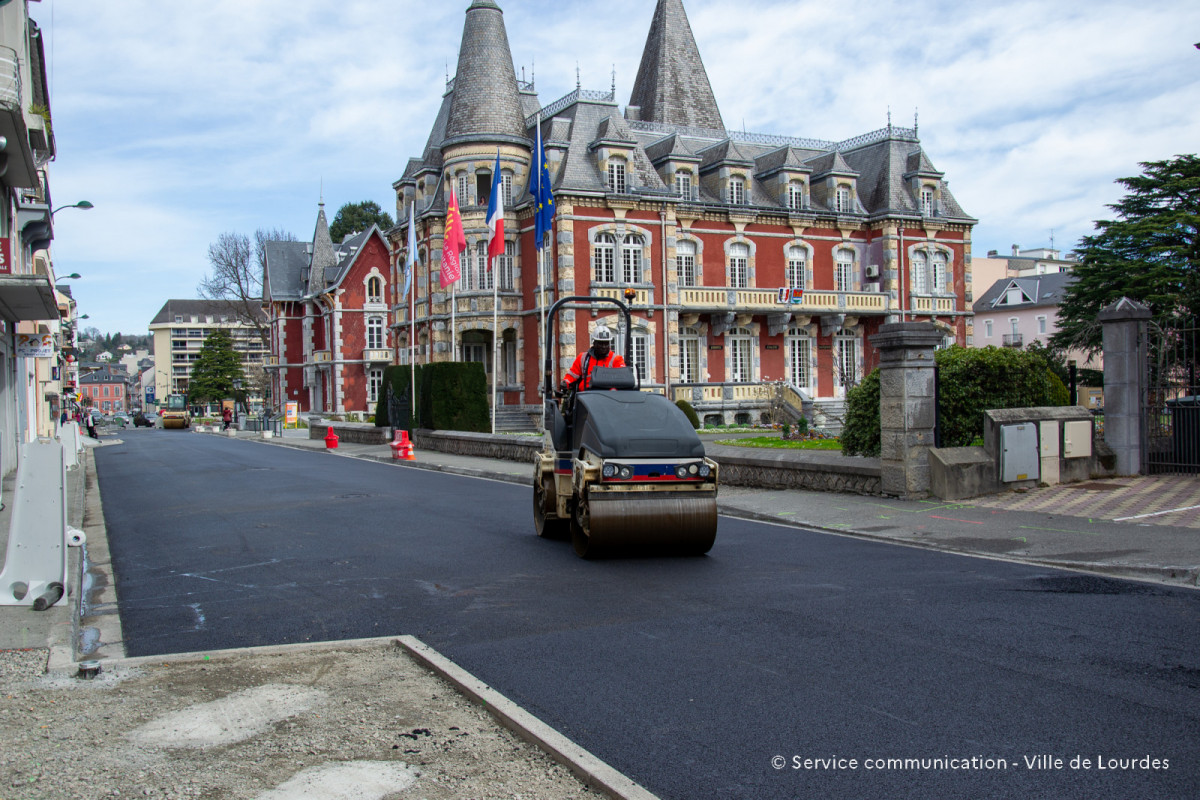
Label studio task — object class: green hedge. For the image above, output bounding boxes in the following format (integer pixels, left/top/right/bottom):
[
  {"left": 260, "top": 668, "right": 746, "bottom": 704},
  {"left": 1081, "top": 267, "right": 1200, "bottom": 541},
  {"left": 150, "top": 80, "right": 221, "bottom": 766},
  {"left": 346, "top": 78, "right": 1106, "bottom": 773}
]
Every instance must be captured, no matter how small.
[
  {"left": 840, "top": 345, "right": 1070, "bottom": 457},
  {"left": 675, "top": 399, "right": 700, "bottom": 429},
  {"left": 375, "top": 362, "right": 489, "bottom": 432}
]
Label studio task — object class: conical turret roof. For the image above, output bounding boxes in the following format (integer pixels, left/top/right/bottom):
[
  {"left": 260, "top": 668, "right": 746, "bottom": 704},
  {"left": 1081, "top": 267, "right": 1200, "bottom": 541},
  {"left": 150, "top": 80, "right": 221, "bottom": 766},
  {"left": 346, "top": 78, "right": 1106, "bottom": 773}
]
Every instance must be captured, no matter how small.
[
  {"left": 444, "top": 0, "right": 528, "bottom": 147},
  {"left": 308, "top": 203, "right": 338, "bottom": 294},
  {"left": 629, "top": 0, "right": 724, "bottom": 131}
]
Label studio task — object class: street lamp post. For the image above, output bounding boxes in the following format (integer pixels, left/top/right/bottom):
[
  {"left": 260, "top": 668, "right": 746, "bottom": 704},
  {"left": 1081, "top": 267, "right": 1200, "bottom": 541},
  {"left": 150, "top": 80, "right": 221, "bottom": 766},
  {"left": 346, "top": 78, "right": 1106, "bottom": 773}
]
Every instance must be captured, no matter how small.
[
  {"left": 232, "top": 378, "right": 243, "bottom": 428},
  {"left": 51, "top": 200, "right": 94, "bottom": 217}
]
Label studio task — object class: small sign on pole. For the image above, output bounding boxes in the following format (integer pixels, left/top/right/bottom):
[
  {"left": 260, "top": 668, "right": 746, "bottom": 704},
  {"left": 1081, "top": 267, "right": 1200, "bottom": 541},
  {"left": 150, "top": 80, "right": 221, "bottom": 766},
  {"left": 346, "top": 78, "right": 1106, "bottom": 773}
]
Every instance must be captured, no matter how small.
[{"left": 777, "top": 287, "right": 804, "bottom": 305}]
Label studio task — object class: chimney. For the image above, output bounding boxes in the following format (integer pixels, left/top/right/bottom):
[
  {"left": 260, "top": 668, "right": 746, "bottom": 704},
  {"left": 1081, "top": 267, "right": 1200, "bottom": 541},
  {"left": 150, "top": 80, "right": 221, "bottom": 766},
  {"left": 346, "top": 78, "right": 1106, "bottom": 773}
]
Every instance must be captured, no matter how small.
[{"left": 1011, "top": 244, "right": 1020, "bottom": 256}]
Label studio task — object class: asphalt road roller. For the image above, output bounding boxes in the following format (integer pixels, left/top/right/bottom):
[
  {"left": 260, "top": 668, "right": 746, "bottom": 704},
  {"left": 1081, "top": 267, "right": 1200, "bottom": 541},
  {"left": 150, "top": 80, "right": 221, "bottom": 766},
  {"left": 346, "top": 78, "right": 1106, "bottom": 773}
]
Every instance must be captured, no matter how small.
[{"left": 534, "top": 295, "right": 718, "bottom": 558}]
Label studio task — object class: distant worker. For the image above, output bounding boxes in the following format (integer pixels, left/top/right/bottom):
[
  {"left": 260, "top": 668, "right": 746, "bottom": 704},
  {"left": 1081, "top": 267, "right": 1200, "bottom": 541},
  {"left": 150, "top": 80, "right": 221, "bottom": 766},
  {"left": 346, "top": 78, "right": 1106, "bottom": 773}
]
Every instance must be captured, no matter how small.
[
  {"left": 222, "top": 406, "right": 233, "bottom": 431},
  {"left": 561, "top": 326, "right": 626, "bottom": 392}
]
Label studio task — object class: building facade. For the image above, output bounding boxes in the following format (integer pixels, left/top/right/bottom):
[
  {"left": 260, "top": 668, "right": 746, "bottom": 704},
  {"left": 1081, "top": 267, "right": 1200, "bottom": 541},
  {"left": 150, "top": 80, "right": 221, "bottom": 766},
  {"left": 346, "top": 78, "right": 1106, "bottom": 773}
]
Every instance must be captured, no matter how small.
[
  {"left": 78, "top": 364, "right": 127, "bottom": 414},
  {"left": 388, "top": 0, "right": 976, "bottom": 427},
  {"left": 148, "top": 300, "right": 269, "bottom": 408},
  {"left": 0, "top": 1, "right": 76, "bottom": 469},
  {"left": 262, "top": 207, "right": 393, "bottom": 416}
]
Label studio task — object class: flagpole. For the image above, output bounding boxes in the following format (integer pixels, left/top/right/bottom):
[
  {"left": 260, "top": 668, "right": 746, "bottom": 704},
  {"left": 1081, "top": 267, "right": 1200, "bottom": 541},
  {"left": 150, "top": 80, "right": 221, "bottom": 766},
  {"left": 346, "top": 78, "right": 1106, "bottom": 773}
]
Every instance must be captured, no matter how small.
[
  {"left": 409, "top": 202, "right": 416, "bottom": 428},
  {"left": 491, "top": 252, "right": 498, "bottom": 435},
  {"left": 451, "top": 282, "right": 456, "bottom": 362}
]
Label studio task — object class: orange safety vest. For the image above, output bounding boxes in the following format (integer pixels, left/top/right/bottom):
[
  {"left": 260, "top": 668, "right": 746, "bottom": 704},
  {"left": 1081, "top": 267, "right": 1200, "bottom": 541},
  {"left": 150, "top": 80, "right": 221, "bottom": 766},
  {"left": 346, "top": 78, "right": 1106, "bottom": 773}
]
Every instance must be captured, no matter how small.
[{"left": 564, "top": 350, "right": 626, "bottom": 390}]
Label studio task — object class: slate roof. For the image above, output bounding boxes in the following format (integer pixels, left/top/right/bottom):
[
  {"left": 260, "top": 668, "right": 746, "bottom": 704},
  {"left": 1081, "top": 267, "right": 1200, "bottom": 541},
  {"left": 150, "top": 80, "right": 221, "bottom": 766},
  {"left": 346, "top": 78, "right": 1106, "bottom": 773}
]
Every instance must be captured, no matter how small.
[
  {"left": 393, "top": 0, "right": 974, "bottom": 225},
  {"left": 264, "top": 220, "right": 385, "bottom": 303},
  {"left": 629, "top": 0, "right": 725, "bottom": 131},
  {"left": 973, "top": 272, "right": 1076, "bottom": 314},
  {"left": 445, "top": 0, "right": 528, "bottom": 146}
]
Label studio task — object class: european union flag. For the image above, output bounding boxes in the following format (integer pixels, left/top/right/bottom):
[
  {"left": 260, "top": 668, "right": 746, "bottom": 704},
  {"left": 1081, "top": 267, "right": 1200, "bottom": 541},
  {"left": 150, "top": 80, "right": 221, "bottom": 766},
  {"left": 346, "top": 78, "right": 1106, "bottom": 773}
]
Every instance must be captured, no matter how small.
[{"left": 529, "top": 114, "right": 555, "bottom": 250}]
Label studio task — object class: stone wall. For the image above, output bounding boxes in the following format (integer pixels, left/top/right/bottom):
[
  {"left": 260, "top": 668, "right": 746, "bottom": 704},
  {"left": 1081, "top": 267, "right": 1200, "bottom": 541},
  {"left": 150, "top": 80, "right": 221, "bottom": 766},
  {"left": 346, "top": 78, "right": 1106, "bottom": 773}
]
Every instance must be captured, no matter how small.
[{"left": 309, "top": 422, "right": 393, "bottom": 445}]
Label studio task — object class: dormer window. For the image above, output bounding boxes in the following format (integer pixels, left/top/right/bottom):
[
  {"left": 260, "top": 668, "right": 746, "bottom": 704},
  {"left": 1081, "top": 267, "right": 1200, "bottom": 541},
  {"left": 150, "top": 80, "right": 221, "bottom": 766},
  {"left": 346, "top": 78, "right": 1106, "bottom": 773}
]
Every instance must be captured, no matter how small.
[
  {"left": 367, "top": 276, "right": 383, "bottom": 304},
  {"left": 835, "top": 185, "right": 852, "bottom": 213},
  {"left": 729, "top": 177, "right": 745, "bottom": 205},
  {"left": 608, "top": 159, "right": 627, "bottom": 193},
  {"left": 920, "top": 186, "right": 935, "bottom": 216},
  {"left": 911, "top": 251, "right": 928, "bottom": 294},
  {"left": 675, "top": 171, "right": 692, "bottom": 199},
  {"left": 787, "top": 181, "right": 805, "bottom": 211}
]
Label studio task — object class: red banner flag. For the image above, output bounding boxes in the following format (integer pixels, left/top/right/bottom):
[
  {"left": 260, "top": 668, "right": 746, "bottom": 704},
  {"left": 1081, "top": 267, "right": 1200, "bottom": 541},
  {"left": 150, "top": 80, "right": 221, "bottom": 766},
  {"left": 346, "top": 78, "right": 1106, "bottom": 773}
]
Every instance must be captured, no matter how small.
[{"left": 441, "top": 186, "right": 466, "bottom": 288}]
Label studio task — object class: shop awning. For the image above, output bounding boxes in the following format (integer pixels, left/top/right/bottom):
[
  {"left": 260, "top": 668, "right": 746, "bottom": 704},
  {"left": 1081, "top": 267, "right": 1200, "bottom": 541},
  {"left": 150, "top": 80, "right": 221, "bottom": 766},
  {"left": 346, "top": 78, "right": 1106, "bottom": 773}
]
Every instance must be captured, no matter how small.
[{"left": 0, "top": 273, "right": 58, "bottom": 321}]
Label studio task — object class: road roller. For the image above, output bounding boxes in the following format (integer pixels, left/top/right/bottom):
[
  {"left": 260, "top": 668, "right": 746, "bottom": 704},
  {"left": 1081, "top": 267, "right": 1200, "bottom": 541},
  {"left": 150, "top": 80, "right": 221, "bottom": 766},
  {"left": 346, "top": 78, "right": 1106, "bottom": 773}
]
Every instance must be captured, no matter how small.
[{"left": 533, "top": 295, "right": 718, "bottom": 558}]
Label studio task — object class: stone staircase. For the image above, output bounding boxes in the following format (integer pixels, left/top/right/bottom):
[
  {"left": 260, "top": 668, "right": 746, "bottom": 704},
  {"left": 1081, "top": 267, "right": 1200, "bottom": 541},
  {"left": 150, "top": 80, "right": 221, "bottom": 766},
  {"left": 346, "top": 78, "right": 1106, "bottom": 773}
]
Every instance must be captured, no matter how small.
[{"left": 493, "top": 405, "right": 541, "bottom": 433}]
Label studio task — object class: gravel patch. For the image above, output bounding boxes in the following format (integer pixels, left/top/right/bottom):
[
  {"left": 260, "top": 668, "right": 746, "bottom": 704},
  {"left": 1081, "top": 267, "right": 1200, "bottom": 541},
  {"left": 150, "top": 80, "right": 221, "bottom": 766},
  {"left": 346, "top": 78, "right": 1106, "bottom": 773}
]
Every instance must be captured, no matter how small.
[{"left": 0, "top": 643, "right": 607, "bottom": 800}]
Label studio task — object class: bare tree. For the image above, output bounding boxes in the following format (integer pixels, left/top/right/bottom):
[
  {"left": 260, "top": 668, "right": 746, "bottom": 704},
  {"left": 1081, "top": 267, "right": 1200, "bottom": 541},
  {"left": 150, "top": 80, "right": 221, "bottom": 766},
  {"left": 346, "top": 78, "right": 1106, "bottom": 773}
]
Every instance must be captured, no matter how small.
[{"left": 199, "top": 228, "right": 296, "bottom": 345}]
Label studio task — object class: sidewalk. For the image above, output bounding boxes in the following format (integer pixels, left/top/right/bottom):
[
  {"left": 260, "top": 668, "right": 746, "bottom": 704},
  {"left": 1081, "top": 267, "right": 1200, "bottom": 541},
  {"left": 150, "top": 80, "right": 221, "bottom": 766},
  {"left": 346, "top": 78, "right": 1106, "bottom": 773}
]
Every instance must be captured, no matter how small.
[{"left": 256, "top": 429, "right": 1200, "bottom": 588}]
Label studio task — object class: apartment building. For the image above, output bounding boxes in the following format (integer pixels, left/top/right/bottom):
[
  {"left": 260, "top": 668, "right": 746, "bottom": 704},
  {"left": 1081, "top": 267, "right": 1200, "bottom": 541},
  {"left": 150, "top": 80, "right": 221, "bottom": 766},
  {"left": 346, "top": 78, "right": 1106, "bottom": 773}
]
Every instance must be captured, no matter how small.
[{"left": 148, "top": 299, "right": 268, "bottom": 408}]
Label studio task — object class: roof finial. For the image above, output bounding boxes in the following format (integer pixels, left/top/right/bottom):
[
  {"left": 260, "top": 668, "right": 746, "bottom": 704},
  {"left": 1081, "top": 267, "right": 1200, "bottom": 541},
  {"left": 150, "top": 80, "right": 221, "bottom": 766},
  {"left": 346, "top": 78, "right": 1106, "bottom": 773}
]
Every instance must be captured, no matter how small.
[
  {"left": 887, "top": 106, "right": 892, "bottom": 130},
  {"left": 531, "top": 57, "right": 535, "bottom": 89},
  {"left": 445, "top": 62, "right": 450, "bottom": 87},
  {"left": 611, "top": 64, "right": 616, "bottom": 99},
  {"left": 914, "top": 107, "right": 919, "bottom": 137},
  {"left": 319, "top": 178, "right": 324, "bottom": 208},
  {"left": 576, "top": 62, "right": 581, "bottom": 91}
]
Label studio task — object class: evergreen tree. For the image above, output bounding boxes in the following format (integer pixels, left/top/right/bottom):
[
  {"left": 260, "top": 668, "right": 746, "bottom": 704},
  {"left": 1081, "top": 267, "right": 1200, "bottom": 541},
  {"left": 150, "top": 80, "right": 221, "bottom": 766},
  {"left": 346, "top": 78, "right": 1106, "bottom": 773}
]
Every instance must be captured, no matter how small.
[
  {"left": 187, "top": 330, "right": 245, "bottom": 404},
  {"left": 1052, "top": 154, "right": 1200, "bottom": 354},
  {"left": 329, "top": 201, "right": 394, "bottom": 243}
]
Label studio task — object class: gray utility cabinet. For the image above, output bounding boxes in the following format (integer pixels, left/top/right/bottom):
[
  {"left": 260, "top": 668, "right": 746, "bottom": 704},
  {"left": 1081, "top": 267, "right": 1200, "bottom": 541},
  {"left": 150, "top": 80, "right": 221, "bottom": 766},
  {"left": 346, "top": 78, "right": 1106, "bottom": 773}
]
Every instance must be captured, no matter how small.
[{"left": 1000, "top": 422, "right": 1040, "bottom": 482}]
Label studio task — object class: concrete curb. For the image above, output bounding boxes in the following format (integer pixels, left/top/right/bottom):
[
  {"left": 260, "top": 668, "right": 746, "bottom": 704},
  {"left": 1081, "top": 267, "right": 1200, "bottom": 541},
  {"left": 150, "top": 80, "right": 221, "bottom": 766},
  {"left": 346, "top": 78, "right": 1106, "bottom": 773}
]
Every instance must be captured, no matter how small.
[{"left": 398, "top": 635, "right": 662, "bottom": 800}]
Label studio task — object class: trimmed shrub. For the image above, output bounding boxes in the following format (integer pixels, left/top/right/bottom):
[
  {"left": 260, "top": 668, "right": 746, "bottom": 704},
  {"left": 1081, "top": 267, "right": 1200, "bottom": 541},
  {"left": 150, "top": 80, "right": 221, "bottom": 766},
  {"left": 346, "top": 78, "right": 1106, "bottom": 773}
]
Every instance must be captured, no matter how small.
[
  {"left": 374, "top": 362, "right": 488, "bottom": 432},
  {"left": 675, "top": 399, "right": 700, "bottom": 429},
  {"left": 936, "top": 345, "right": 1068, "bottom": 447},
  {"left": 841, "top": 368, "right": 882, "bottom": 457}
]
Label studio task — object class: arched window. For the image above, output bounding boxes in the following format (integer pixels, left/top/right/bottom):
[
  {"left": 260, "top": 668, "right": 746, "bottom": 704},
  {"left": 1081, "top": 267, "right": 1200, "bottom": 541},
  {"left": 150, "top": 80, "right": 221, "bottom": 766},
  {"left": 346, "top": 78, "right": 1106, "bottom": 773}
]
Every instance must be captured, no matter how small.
[
  {"left": 675, "top": 171, "right": 692, "bottom": 199},
  {"left": 835, "top": 249, "right": 855, "bottom": 292},
  {"left": 920, "top": 186, "right": 935, "bottom": 216},
  {"left": 366, "top": 276, "right": 383, "bottom": 304},
  {"left": 911, "top": 251, "right": 928, "bottom": 294},
  {"left": 607, "top": 159, "right": 627, "bottom": 193},
  {"left": 622, "top": 234, "right": 643, "bottom": 284},
  {"left": 593, "top": 233, "right": 616, "bottom": 283},
  {"left": 677, "top": 240, "right": 698, "bottom": 287},
  {"left": 785, "top": 326, "right": 812, "bottom": 390},
  {"left": 366, "top": 316, "right": 385, "bottom": 350},
  {"left": 833, "top": 329, "right": 859, "bottom": 395},
  {"left": 679, "top": 326, "right": 701, "bottom": 383},
  {"left": 787, "top": 181, "right": 805, "bottom": 211},
  {"left": 932, "top": 251, "right": 948, "bottom": 293},
  {"left": 729, "top": 176, "right": 745, "bottom": 205},
  {"left": 835, "top": 185, "right": 852, "bottom": 213},
  {"left": 498, "top": 241, "right": 516, "bottom": 291},
  {"left": 471, "top": 241, "right": 494, "bottom": 291},
  {"left": 786, "top": 246, "right": 807, "bottom": 289},
  {"left": 729, "top": 242, "right": 749, "bottom": 289},
  {"left": 728, "top": 326, "right": 753, "bottom": 383}
]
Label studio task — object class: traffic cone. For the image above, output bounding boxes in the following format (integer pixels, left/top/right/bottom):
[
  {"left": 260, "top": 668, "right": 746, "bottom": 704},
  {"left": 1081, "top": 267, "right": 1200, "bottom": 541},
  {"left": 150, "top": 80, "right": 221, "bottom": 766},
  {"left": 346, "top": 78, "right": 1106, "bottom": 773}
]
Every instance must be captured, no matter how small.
[{"left": 397, "top": 429, "right": 416, "bottom": 461}]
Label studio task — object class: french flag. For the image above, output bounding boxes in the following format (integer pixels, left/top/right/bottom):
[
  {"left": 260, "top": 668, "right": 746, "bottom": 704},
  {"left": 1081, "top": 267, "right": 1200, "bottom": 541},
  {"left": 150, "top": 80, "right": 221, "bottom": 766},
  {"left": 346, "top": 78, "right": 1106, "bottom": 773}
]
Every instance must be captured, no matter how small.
[{"left": 485, "top": 150, "right": 505, "bottom": 265}]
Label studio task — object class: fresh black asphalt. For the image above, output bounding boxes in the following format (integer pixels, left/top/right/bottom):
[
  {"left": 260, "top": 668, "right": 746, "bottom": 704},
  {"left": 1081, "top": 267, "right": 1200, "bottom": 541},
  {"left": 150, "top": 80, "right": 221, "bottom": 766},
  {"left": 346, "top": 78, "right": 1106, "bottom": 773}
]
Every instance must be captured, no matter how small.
[{"left": 96, "top": 431, "right": 1200, "bottom": 799}]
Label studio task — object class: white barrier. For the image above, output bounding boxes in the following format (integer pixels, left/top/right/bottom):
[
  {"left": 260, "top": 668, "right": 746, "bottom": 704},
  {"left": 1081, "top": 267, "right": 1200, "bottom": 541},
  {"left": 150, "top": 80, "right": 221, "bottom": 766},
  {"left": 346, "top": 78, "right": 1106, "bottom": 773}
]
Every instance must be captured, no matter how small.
[
  {"left": 61, "top": 421, "right": 81, "bottom": 470},
  {"left": 0, "top": 440, "right": 68, "bottom": 607}
]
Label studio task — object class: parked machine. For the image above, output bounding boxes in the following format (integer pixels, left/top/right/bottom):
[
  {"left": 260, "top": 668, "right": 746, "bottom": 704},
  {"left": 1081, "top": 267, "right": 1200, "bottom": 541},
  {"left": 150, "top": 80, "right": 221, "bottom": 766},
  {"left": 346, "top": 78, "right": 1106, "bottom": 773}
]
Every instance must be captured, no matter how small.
[
  {"left": 534, "top": 296, "right": 718, "bottom": 558},
  {"left": 161, "top": 394, "right": 191, "bottom": 429}
]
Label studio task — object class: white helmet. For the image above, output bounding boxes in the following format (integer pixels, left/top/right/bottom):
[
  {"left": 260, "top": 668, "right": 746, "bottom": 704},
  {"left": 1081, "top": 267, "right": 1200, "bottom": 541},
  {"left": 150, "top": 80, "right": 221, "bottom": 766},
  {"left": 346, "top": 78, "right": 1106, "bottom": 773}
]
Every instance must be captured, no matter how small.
[{"left": 592, "top": 327, "right": 614, "bottom": 345}]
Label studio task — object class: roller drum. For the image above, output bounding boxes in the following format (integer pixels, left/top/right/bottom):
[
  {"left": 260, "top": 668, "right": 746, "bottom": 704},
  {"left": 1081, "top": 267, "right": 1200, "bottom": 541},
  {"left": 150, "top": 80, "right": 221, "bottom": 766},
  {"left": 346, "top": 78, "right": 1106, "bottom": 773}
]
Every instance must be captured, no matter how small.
[{"left": 574, "top": 489, "right": 717, "bottom": 558}]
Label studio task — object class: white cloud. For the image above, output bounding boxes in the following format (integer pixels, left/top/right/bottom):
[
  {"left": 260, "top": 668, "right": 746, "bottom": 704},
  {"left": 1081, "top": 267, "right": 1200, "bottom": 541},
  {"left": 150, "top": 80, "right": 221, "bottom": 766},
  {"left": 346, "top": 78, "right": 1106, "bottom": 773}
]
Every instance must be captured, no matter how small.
[{"left": 35, "top": 0, "right": 1200, "bottom": 333}]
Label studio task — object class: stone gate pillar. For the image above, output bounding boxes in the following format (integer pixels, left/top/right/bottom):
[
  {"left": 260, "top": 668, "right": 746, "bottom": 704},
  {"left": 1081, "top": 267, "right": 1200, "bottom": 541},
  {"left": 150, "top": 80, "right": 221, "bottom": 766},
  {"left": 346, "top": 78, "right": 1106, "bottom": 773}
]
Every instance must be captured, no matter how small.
[
  {"left": 870, "top": 322, "right": 945, "bottom": 497},
  {"left": 1098, "top": 297, "right": 1151, "bottom": 475}
]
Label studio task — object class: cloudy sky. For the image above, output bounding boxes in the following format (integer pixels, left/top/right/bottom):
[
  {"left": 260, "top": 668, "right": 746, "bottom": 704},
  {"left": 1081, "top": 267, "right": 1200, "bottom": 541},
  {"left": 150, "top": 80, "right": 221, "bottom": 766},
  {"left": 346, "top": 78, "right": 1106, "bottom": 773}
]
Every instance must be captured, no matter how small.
[{"left": 35, "top": 0, "right": 1200, "bottom": 336}]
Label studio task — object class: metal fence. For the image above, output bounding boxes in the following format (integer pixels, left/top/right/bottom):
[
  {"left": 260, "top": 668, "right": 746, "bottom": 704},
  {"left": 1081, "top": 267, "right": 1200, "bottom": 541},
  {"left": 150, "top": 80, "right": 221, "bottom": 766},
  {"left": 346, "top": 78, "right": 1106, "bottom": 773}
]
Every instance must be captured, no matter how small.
[{"left": 1145, "top": 324, "right": 1200, "bottom": 473}]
